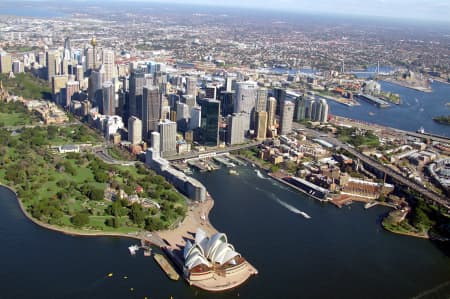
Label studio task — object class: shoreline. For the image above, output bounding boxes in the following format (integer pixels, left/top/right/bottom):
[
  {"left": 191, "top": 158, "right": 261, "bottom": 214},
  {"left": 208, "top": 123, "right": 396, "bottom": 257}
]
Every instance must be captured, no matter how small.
[{"left": 382, "top": 78, "right": 432, "bottom": 93}]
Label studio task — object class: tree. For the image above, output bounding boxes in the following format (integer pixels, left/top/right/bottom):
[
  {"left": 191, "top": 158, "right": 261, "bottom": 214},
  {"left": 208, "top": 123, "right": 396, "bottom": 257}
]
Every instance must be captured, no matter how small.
[
  {"left": 88, "top": 188, "right": 104, "bottom": 201},
  {"left": 130, "top": 203, "right": 145, "bottom": 226},
  {"left": 70, "top": 212, "right": 89, "bottom": 227}
]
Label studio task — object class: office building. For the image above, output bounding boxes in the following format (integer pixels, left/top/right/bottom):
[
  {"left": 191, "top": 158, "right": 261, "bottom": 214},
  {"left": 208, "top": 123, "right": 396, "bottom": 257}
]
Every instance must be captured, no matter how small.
[
  {"left": 142, "top": 86, "right": 161, "bottom": 140},
  {"left": 267, "top": 97, "right": 277, "bottom": 129},
  {"left": 186, "top": 76, "right": 197, "bottom": 97},
  {"left": 182, "top": 94, "right": 196, "bottom": 111},
  {"left": 159, "top": 119, "right": 177, "bottom": 158},
  {"left": 102, "top": 49, "right": 115, "bottom": 82},
  {"left": 227, "top": 113, "right": 247, "bottom": 145},
  {"left": 75, "top": 65, "right": 84, "bottom": 83},
  {"left": 129, "top": 69, "right": 146, "bottom": 118},
  {"left": 234, "top": 81, "right": 257, "bottom": 114},
  {"left": 219, "top": 91, "right": 234, "bottom": 116},
  {"left": 128, "top": 116, "right": 142, "bottom": 145},
  {"left": 279, "top": 100, "right": 294, "bottom": 135},
  {"left": 199, "top": 98, "right": 220, "bottom": 146},
  {"left": 46, "top": 50, "right": 60, "bottom": 81},
  {"left": 273, "top": 87, "right": 286, "bottom": 115},
  {"left": 189, "top": 106, "right": 201, "bottom": 130},
  {"left": 255, "top": 88, "right": 268, "bottom": 112},
  {"left": 102, "top": 81, "right": 115, "bottom": 115},
  {"left": 295, "top": 95, "right": 307, "bottom": 121},
  {"left": 88, "top": 69, "right": 104, "bottom": 104},
  {"left": 0, "top": 53, "right": 12, "bottom": 74},
  {"left": 311, "top": 98, "right": 329, "bottom": 123},
  {"left": 205, "top": 85, "right": 217, "bottom": 99},
  {"left": 12, "top": 60, "right": 24, "bottom": 74},
  {"left": 52, "top": 75, "right": 68, "bottom": 104},
  {"left": 256, "top": 111, "right": 268, "bottom": 140},
  {"left": 65, "top": 80, "right": 79, "bottom": 108}
]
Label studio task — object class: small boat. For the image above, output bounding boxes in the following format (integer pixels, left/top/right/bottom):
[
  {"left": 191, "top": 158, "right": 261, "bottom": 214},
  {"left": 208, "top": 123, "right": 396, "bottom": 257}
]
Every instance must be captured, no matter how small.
[
  {"left": 417, "top": 126, "right": 425, "bottom": 134},
  {"left": 368, "top": 112, "right": 375, "bottom": 116},
  {"left": 228, "top": 169, "right": 239, "bottom": 175},
  {"left": 128, "top": 245, "right": 139, "bottom": 255},
  {"left": 107, "top": 273, "right": 113, "bottom": 277}
]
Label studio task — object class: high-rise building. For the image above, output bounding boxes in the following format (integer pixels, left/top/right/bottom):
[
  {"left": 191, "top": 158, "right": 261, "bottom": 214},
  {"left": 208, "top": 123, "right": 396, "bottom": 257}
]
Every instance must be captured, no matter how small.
[
  {"left": 256, "top": 111, "right": 268, "bottom": 140},
  {"left": 311, "top": 98, "right": 329, "bottom": 123},
  {"left": 84, "top": 46, "right": 98, "bottom": 71},
  {"left": 52, "top": 75, "right": 68, "bottom": 104},
  {"left": 102, "top": 49, "right": 115, "bottom": 82},
  {"left": 189, "top": 106, "right": 201, "bottom": 130},
  {"left": 219, "top": 91, "right": 234, "bottom": 116},
  {"left": 37, "top": 52, "right": 46, "bottom": 67},
  {"left": 227, "top": 113, "right": 247, "bottom": 145},
  {"left": 255, "top": 88, "right": 268, "bottom": 112},
  {"left": 0, "top": 53, "right": 12, "bottom": 74},
  {"left": 102, "top": 81, "right": 115, "bottom": 116},
  {"left": 199, "top": 98, "right": 220, "bottom": 146},
  {"left": 142, "top": 86, "right": 161, "bottom": 140},
  {"left": 273, "top": 87, "right": 286, "bottom": 115},
  {"left": 12, "top": 61, "right": 24, "bottom": 74},
  {"left": 185, "top": 76, "right": 197, "bottom": 97},
  {"left": 279, "top": 100, "right": 294, "bottom": 135},
  {"left": 182, "top": 94, "right": 196, "bottom": 111},
  {"left": 88, "top": 69, "right": 104, "bottom": 104},
  {"left": 176, "top": 102, "right": 190, "bottom": 121},
  {"left": 46, "top": 51, "right": 59, "bottom": 81},
  {"left": 234, "top": 81, "right": 257, "bottom": 114},
  {"left": 159, "top": 119, "right": 177, "bottom": 158},
  {"left": 128, "top": 116, "right": 142, "bottom": 145},
  {"left": 63, "top": 37, "right": 71, "bottom": 58},
  {"left": 205, "top": 85, "right": 217, "bottom": 99},
  {"left": 65, "top": 80, "right": 79, "bottom": 108},
  {"left": 267, "top": 97, "right": 277, "bottom": 129},
  {"left": 129, "top": 70, "right": 146, "bottom": 118},
  {"left": 295, "top": 95, "right": 307, "bottom": 121},
  {"left": 75, "top": 65, "right": 84, "bottom": 83}
]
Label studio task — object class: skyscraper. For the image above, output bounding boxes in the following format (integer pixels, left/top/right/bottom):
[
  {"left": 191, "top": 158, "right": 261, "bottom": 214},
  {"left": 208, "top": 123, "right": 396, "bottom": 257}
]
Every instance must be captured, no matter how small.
[
  {"left": 234, "top": 81, "right": 257, "bottom": 114},
  {"left": 159, "top": 119, "right": 177, "bottom": 158},
  {"left": 189, "top": 106, "right": 201, "bottom": 130},
  {"left": 0, "top": 53, "right": 12, "bottom": 74},
  {"left": 142, "top": 86, "right": 161, "bottom": 140},
  {"left": 255, "top": 88, "right": 268, "bottom": 112},
  {"left": 182, "top": 94, "right": 196, "bottom": 111},
  {"left": 102, "top": 81, "right": 115, "bottom": 116},
  {"left": 273, "top": 87, "right": 286, "bottom": 115},
  {"left": 129, "top": 70, "right": 146, "bottom": 118},
  {"left": 295, "top": 95, "right": 307, "bottom": 121},
  {"left": 128, "top": 116, "right": 142, "bottom": 145},
  {"left": 227, "top": 113, "right": 246, "bottom": 145},
  {"left": 185, "top": 76, "right": 198, "bottom": 97},
  {"left": 199, "top": 98, "right": 220, "bottom": 146},
  {"left": 75, "top": 65, "right": 84, "bottom": 83},
  {"left": 205, "top": 84, "right": 217, "bottom": 99},
  {"left": 52, "top": 75, "right": 68, "bottom": 104},
  {"left": 88, "top": 69, "right": 104, "bottom": 104},
  {"left": 279, "top": 101, "right": 294, "bottom": 135},
  {"left": 311, "top": 98, "right": 329, "bottom": 123},
  {"left": 65, "top": 80, "right": 79, "bottom": 108},
  {"left": 84, "top": 46, "right": 98, "bottom": 71},
  {"left": 256, "top": 111, "right": 268, "bottom": 140},
  {"left": 219, "top": 91, "right": 234, "bottom": 116},
  {"left": 267, "top": 97, "right": 277, "bottom": 129},
  {"left": 46, "top": 50, "right": 59, "bottom": 81},
  {"left": 63, "top": 37, "right": 71, "bottom": 60},
  {"left": 102, "top": 49, "right": 115, "bottom": 82}
]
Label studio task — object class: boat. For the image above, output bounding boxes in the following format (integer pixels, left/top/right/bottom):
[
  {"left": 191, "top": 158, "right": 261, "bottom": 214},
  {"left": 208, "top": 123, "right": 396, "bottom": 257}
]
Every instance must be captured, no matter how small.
[
  {"left": 128, "top": 245, "right": 139, "bottom": 255},
  {"left": 416, "top": 126, "right": 425, "bottom": 134},
  {"left": 228, "top": 169, "right": 239, "bottom": 175},
  {"left": 368, "top": 112, "right": 375, "bottom": 116}
]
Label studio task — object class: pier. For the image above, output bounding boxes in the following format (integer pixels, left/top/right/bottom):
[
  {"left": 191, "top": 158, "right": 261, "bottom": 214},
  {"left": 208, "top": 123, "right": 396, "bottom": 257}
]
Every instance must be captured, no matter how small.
[
  {"left": 356, "top": 94, "right": 390, "bottom": 108},
  {"left": 153, "top": 253, "right": 180, "bottom": 281}
]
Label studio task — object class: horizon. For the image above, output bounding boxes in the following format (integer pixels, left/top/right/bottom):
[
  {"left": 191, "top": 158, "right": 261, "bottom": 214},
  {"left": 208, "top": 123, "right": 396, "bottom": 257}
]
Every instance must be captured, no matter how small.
[{"left": 2, "top": 0, "right": 450, "bottom": 24}]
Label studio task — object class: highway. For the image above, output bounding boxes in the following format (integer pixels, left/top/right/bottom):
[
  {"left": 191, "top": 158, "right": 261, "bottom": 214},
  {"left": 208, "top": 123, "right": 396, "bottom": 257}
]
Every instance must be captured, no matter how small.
[
  {"left": 293, "top": 122, "right": 449, "bottom": 209},
  {"left": 165, "top": 140, "right": 262, "bottom": 161}
]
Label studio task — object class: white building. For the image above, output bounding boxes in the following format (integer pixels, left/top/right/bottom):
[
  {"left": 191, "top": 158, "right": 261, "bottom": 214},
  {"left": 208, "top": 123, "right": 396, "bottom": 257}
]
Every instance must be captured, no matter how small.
[
  {"left": 128, "top": 116, "right": 142, "bottom": 145},
  {"left": 234, "top": 81, "right": 258, "bottom": 114}
]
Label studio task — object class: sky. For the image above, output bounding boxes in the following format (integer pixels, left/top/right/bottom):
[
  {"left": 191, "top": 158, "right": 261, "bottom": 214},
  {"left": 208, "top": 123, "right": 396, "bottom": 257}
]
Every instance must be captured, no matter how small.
[{"left": 139, "top": 0, "right": 450, "bottom": 22}]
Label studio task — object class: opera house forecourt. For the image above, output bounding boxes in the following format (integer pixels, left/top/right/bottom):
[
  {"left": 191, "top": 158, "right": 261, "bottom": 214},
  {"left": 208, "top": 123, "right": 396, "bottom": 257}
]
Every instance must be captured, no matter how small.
[{"left": 182, "top": 228, "right": 258, "bottom": 291}]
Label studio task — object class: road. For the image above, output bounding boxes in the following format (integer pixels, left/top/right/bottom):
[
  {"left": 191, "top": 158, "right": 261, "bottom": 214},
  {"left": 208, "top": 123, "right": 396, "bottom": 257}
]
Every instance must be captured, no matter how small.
[
  {"left": 293, "top": 123, "right": 449, "bottom": 210},
  {"left": 165, "top": 140, "right": 262, "bottom": 161},
  {"left": 1, "top": 121, "right": 81, "bottom": 131},
  {"left": 93, "top": 146, "right": 137, "bottom": 166}
]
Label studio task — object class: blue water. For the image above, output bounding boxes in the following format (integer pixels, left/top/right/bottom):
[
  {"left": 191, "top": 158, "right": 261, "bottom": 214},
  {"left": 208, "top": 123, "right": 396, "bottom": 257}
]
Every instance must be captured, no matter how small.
[
  {"left": 329, "top": 81, "right": 450, "bottom": 136},
  {"left": 0, "top": 7, "right": 66, "bottom": 18}
]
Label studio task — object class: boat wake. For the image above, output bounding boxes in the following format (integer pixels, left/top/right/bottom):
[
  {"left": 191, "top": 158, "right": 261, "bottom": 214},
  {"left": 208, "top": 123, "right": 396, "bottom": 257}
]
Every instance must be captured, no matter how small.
[
  {"left": 274, "top": 197, "right": 311, "bottom": 219},
  {"left": 254, "top": 169, "right": 267, "bottom": 179}
]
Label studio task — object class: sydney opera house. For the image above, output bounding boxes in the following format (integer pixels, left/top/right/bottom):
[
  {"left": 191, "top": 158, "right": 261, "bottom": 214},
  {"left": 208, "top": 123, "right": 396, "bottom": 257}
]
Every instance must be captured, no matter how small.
[{"left": 182, "top": 228, "right": 258, "bottom": 291}]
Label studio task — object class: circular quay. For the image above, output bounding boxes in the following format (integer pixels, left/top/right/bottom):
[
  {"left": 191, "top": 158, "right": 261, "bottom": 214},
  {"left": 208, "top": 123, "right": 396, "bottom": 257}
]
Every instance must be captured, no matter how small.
[{"left": 0, "top": 0, "right": 449, "bottom": 298}]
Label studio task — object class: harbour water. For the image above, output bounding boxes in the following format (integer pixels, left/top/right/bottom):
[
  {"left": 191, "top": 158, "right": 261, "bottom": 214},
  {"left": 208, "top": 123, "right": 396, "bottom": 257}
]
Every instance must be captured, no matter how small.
[
  {"left": 1, "top": 166, "right": 449, "bottom": 298},
  {"left": 328, "top": 80, "right": 450, "bottom": 137}
]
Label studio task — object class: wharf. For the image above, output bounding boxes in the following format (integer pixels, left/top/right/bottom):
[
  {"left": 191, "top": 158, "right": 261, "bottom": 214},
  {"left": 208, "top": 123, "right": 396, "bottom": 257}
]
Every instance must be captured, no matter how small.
[
  {"left": 227, "top": 154, "right": 247, "bottom": 166},
  {"left": 153, "top": 253, "right": 180, "bottom": 281},
  {"left": 356, "top": 94, "right": 390, "bottom": 108},
  {"left": 268, "top": 172, "right": 329, "bottom": 202},
  {"left": 213, "top": 156, "right": 235, "bottom": 167}
]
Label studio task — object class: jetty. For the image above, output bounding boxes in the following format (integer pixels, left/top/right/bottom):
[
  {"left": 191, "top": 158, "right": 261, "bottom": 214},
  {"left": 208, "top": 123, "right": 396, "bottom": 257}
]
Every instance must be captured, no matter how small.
[{"left": 153, "top": 253, "right": 180, "bottom": 281}]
